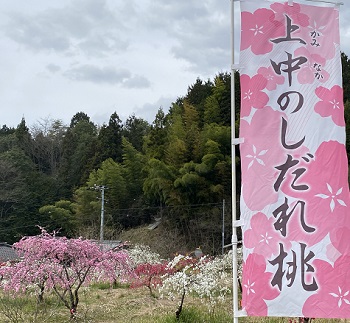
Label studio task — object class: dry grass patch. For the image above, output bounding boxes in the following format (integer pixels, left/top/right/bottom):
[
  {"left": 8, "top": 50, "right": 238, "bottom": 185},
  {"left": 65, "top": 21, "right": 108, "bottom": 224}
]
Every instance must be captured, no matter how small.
[{"left": 0, "top": 286, "right": 349, "bottom": 322}]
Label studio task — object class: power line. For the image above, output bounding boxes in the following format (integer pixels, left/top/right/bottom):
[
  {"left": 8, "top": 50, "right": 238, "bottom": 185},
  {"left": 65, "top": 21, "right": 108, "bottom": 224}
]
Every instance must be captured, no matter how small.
[{"left": 114, "top": 202, "right": 224, "bottom": 213}]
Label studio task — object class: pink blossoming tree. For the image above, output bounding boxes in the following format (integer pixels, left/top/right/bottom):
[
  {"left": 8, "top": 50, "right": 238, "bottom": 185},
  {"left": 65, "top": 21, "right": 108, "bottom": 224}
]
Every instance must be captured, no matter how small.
[
  {"left": 0, "top": 228, "right": 131, "bottom": 319},
  {"left": 130, "top": 262, "right": 170, "bottom": 297}
]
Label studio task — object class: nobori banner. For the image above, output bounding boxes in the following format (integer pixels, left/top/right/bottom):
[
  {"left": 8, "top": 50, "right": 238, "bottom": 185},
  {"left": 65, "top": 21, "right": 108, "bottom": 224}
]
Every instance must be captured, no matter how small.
[{"left": 239, "top": 0, "right": 350, "bottom": 318}]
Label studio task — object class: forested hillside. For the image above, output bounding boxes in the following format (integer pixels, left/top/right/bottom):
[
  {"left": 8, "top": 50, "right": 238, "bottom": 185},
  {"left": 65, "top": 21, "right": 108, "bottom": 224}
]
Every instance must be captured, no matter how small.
[{"left": 1, "top": 53, "right": 349, "bottom": 251}]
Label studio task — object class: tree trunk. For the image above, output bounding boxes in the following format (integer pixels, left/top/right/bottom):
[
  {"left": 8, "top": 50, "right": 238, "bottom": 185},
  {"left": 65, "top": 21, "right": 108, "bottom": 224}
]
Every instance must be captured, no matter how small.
[
  {"left": 299, "top": 318, "right": 312, "bottom": 323},
  {"left": 37, "top": 284, "right": 45, "bottom": 303},
  {"left": 70, "top": 307, "right": 77, "bottom": 320},
  {"left": 175, "top": 289, "right": 186, "bottom": 320}
]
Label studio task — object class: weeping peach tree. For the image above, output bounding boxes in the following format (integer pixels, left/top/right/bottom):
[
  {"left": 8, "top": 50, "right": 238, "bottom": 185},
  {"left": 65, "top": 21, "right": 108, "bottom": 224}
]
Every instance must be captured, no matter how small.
[{"left": 0, "top": 228, "right": 132, "bottom": 319}]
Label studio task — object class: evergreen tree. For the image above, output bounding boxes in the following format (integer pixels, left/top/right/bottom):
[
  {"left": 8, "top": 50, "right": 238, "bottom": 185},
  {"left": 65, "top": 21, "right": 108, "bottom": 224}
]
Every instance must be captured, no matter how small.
[
  {"left": 185, "top": 77, "right": 213, "bottom": 127},
  {"left": 341, "top": 52, "right": 350, "bottom": 103},
  {"left": 0, "top": 147, "right": 55, "bottom": 243},
  {"left": 15, "top": 117, "right": 32, "bottom": 157},
  {"left": 58, "top": 112, "right": 98, "bottom": 197},
  {"left": 0, "top": 125, "right": 15, "bottom": 136},
  {"left": 344, "top": 101, "right": 350, "bottom": 166},
  {"left": 144, "top": 108, "right": 169, "bottom": 160},
  {"left": 123, "top": 114, "right": 150, "bottom": 152},
  {"left": 93, "top": 112, "right": 123, "bottom": 167},
  {"left": 39, "top": 200, "right": 76, "bottom": 235}
]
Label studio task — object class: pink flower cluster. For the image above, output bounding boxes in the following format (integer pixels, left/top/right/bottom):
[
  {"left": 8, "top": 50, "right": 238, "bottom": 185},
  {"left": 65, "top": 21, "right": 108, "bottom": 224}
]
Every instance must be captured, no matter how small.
[{"left": 0, "top": 228, "right": 131, "bottom": 318}]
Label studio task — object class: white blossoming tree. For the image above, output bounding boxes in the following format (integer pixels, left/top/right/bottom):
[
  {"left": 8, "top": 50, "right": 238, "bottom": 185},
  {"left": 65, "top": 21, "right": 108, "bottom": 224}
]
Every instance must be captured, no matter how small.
[{"left": 159, "top": 254, "right": 231, "bottom": 320}]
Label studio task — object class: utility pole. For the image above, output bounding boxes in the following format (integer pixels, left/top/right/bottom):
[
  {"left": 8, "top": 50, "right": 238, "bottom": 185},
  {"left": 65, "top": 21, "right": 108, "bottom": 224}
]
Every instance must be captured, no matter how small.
[
  {"left": 92, "top": 184, "right": 107, "bottom": 243},
  {"left": 99, "top": 185, "right": 106, "bottom": 243},
  {"left": 222, "top": 199, "right": 225, "bottom": 255}
]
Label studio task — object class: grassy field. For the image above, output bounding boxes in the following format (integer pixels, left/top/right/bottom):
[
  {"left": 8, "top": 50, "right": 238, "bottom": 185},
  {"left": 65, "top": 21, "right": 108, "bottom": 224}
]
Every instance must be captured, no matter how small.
[
  {"left": 0, "top": 284, "right": 349, "bottom": 323},
  {"left": 1, "top": 226, "right": 348, "bottom": 322}
]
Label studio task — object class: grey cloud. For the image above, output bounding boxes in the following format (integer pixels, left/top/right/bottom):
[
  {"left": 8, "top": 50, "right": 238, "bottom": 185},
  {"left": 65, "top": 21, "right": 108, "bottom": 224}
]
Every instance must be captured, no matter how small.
[
  {"left": 4, "top": 0, "right": 129, "bottom": 56},
  {"left": 172, "top": 45, "right": 229, "bottom": 74},
  {"left": 91, "top": 111, "right": 111, "bottom": 126},
  {"left": 340, "top": 6, "right": 350, "bottom": 55},
  {"left": 170, "top": 15, "right": 230, "bottom": 73},
  {"left": 144, "top": 0, "right": 213, "bottom": 28},
  {"left": 146, "top": 2, "right": 208, "bottom": 25},
  {"left": 64, "top": 65, "right": 131, "bottom": 84},
  {"left": 4, "top": 0, "right": 231, "bottom": 72},
  {"left": 46, "top": 64, "right": 61, "bottom": 73},
  {"left": 5, "top": 15, "right": 71, "bottom": 52},
  {"left": 63, "top": 64, "right": 150, "bottom": 87},
  {"left": 141, "top": 0, "right": 230, "bottom": 74},
  {"left": 78, "top": 32, "right": 128, "bottom": 57},
  {"left": 122, "top": 75, "right": 151, "bottom": 89},
  {"left": 135, "top": 96, "right": 175, "bottom": 123}
]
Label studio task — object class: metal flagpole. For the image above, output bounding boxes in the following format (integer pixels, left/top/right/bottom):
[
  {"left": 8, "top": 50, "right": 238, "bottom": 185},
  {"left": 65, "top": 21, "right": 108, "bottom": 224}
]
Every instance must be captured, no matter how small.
[
  {"left": 304, "top": 0, "right": 343, "bottom": 5},
  {"left": 231, "top": 0, "right": 239, "bottom": 322}
]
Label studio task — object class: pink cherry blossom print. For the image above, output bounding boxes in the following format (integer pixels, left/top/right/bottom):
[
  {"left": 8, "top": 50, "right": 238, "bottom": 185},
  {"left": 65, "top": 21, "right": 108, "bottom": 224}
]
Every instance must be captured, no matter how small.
[
  {"left": 303, "top": 256, "right": 350, "bottom": 318},
  {"left": 285, "top": 141, "right": 349, "bottom": 247},
  {"left": 270, "top": 2, "right": 309, "bottom": 27},
  {"left": 315, "top": 85, "right": 345, "bottom": 126},
  {"left": 244, "top": 212, "right": 290, "bottom": 258},
  {"left": 331, "top": 227, "right": 350, "bottom": 258},
  {"left": 302, "top": 5, "right": 340, "bottom": 60},
  {"left": 240, "top": 74, "right": 268, "bottom": 118},
  {"left": 258, "top": 66, "right": 285, "bottom": 91},
  {"left": 326, "top": 241, "right": 342, "bottom": 263},
  {"left": 241, "top": 8, "right": 284, "bottom": 55},
  {"left": 295, "top": 47, "right": 329, "bottom": 84},
  {"left": 242, "top": 253, "right": 280, "bottom": 316},
  {"left": 240, "top": 107, "right": 286, "bottom": 211}
]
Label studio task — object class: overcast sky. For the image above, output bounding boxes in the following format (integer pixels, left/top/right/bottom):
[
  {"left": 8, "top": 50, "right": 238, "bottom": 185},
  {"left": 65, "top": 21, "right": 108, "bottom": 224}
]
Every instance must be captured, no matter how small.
[{"left": 1, "top": 0, "right": 350, "bottom": 129}]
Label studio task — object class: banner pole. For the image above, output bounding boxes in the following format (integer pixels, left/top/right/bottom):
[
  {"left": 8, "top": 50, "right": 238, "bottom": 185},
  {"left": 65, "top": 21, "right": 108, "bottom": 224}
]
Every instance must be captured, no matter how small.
[
  {"left": 304, "top": 0, "right": 343, "bottom": 5},
  {"left": 231, "top": 0, "right": 239, "bottom": 322}
]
